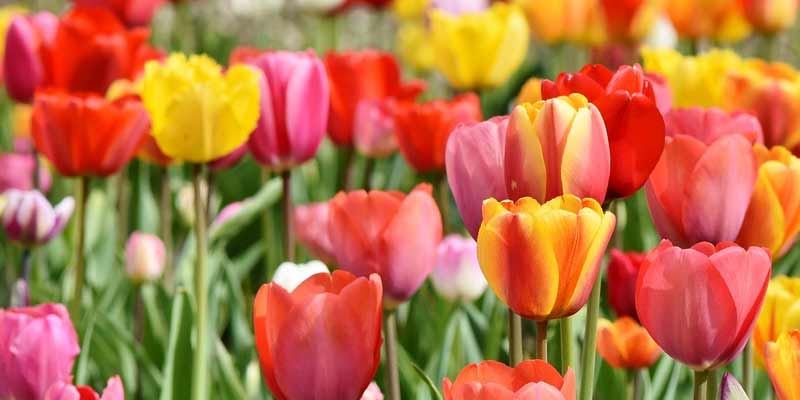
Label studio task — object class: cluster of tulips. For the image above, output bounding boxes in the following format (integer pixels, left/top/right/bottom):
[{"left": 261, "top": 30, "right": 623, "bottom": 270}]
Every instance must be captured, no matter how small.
[{"left": 3, "top": 0, "right": 800, "bottom": 400}]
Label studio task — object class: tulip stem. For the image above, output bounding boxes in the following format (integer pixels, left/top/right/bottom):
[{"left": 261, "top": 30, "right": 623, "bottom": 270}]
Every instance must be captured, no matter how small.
[
  {"left": 694, "top": 370, "right": 708, "bottom": 400},
  {"left": 579, "top": 278, "right": 602, "bottom": 400},
  {"left": 706, "top": 369, "right": 719, "bottom": 400},
  {"left": 743, "top": 341, "right": 753, "bottom": 398},
  {"left": 560, "top": 317, "right": 573, "bottom": 372},
  {"left": 626, "top": 370, "right": 642, "bottom": 400},
  {"left": 363, "top": 157, "right": 375, "bottom": 190},
  {"left": 159, "top": 167, "right": 173, "bottom": 289},
  {"left": 384, "top": 311, "right": 401, "bottom": 400},
  {"left": 261, "top": 170, "right": 276, "bottom": 277},
  {"left": 191, "top": 165, "right": 209, "bottom": 400},
  {"left": 69, "top": 176, "right": 89, "bottom": 316},
  {"left": 536, "top": 320, "right": 548, "bottom": 362},
  {"left": 508, "top": 311, "right": 523, "bottom": 366},
  {"left": 282, "top": 170, "right": 295, "bottom": 262},
  {"left": 437, "top": 174, "right": 450, "bottom": 233}
]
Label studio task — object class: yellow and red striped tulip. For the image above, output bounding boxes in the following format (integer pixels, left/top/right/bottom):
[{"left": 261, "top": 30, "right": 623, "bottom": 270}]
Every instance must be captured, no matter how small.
[
  {"left": 597, "top": 317, "right": 662, "bottom": 370},
  {"left": 766, "top": 330, "right": 800, "bottom": 400},
  {"left": 477, "top": 195, "right": 616, "bottom": 320},
  {"left": 753, "top": 276, "right": 800, "bottom": 368}
]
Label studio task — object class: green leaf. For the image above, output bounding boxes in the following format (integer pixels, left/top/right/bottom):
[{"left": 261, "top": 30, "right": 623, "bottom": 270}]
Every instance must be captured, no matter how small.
[
  {"left": 208, "top": 178, "right": 282, "bottom": 244},
  {"left": 159, "top": 290, "right": 194, "bottom": 400},
  {"left": 74, "top": 314, "right": 96, "bottom": 385},
  {"left": 213, "top": 337, "right": 248, "bottom": 399},
  {"left": 411, "top": 362, "right": 444, "bottom": 400}
]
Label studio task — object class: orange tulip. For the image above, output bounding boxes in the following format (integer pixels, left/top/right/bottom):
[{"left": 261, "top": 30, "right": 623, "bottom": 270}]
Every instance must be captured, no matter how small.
[
  {"left": 598, "top": 0, "right": 662, "bottom": 43},
  {"left": 443, "top": 359, "right": 576, "bottom": 400},
  {"left": 477, "top": 195, "right": 615, "bottom": 320},
  {"left": 737, "top": 145, "right": 800, "bottom": 257},
  {"left": 752, "top": 276, "right": 800, "bottom": 368},
  {"left": 253, "top": 270, "right": 383, "bottom": 400},
  {"left": 667, "top": 0, "right": 748, "bottom": 40},
  {"left": 766, "top": 330, "right": 800, "bottom": 400},
  {"left": 596, "top": 317, "right": 662, "bottom": 370},
  {"left": 741, "top": 0, "right": 798, "bottom": 33}
]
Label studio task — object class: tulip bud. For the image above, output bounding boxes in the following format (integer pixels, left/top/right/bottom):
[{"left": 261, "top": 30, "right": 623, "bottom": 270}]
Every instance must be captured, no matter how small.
[
  {"left": 3, "top": 12, "right": 56, "bottom": 103},
  {"left": 125, "top": 232, "right": 166, "bottom": 283},
  {"left": 271, "top": 260, "right": 330, "bottom": 292},
  {"left": 175, "top": 181, "right": 217, "bottom": 226},
  {"left": 607, "top": 249, "right": 645, "bottom": 321},
  {"left": 597, "top": 317, "right": 662, "bottom": 370},
  {"left": 1, "top": 189, "right": 74, "bottom": 247},
  {"left": 354, "top": 99, "right": 397, "bottom": 158},
  {"left": 211, "top": 201, "right": 243, "bottom": 229},
  {"left": 430, "top": 235, "right": 487, "bottom": 302},
  {"left": 360, "top": 382, "right": 383, "bottom": 400},
  {"left": 293, "top": 202, "right": 336, "bottom": 263}
]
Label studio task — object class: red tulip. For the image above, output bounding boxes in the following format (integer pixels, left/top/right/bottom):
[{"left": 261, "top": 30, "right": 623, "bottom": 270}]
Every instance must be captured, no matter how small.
[
  {"left": 542, "top": 64, "right": 666, "bottom": 199},
  {"left": 443, "top": 360, "right": 576, "bottom": 400},
  {"left": 32, "top": 90, "right": 149, "bottom": 177},
  {"left": 253, "top": 270, "right": 383, "bottom": 400},
  {"left": 636, "top": 240, "right": 771, "bottom": 370},
  {"left": 607, "top": 249, "right": 645, "bottom": 321},
  {"left": 73, "top": 0, "right": 168, "bottom": 27},
  {"left": 325, "top": 50, "right": 425, "bottom": 146},
  {"left": 328, "top": 184, "right": 442, "bottom": 305},
  {"left": 394, "top": 93, "right": 482, "bottom": 172}
]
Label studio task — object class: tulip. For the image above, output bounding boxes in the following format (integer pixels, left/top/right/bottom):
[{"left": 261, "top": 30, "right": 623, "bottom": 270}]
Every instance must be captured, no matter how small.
[
  {"left": 0, "top": 151, "right": 51, "bottom": 193},
  {"left": 646, "top": 110, "right": 758, "bottom": 247},
  {"left": 44, "top": 375, "right": 124, "bottom": 400},
  {"left": 541, "top": 64, "right": 666, "bottom": 199},
  {"left": 253, "top": 270, "right": 383, "bottom": 400},
  {"left": 446, "top": 117, "right": 508, "bottom": 238},
  {"left": 515, "top": 0, "right": 604, "bottom": 45},
  {"left": 73, "top": 0, "right": 167, "bottom": 27},
  {"left": 293, "top": 202, "right": 336, "bottom": 263},
  {"left": 0, "top": 6, "right": 27, "bottom": 80},
  {"left": 175, "top": 181, "right": 218, "bottom": 227},
  {"left": 395, "top": 21, "right": 435, "bottom": 72},
  {"left": 430, "top": 234, "right": 487, "bottom": 302},
  {"left": 32, "top": 90, "right": 149, "bottom": 177},
  {"left": 517, "top": 78, "right": 543, "bottom": 105},
  {"left": 667, "top": 0, "right": 748, "bottom": 39},
  {"left": 607, "top": 249, "right": 645, "bottom": 321},
  {"left": 430, "top": 3, "right": 529, "bottom": 90},
  {"left": 208, "top": 143, "right": 248, "bottom": 171},
  {"left": 636, "top": 240, "right": 771, "bottom": 370},
  {"left": 432, "top": 0, "right": 489, "bottom": 14},
  {"left": 211, "top": 201, "right": 243, "bottom": 228},
  {"left": 752, "top": 276, "right": 800, "bottom": 368},
  {"left": 3, "top": 12, "right": 57, "bottom": 103},
  {"left": 737, "top": 146, "right": 800, "bottom": 257},
  {"left": 643, "top": 16, "right": 679, "bottom": 50},
  {"left": 360, "top": 382, "right": 383, "bottom": 400},
  {"left": 766, "top": 330, "right": 800, "bottom": 400},
  {"left": 1, "top": 189, "right": 74, "bottom": 247},
  {"left": 245, "top": 50, "right": 329, "bottom": 171},
  {"left": 741, "top": 0, "right": 798, "bottom": 33},
  {"left": 477, "top": 195, "right": 616, "bottom": 320},
  {"left": 141, "top": 53, "right": 261, "bottom": 163},
  {"left": 0, "top": 303, "right": 80, "bottom": 399},
  {"left": 354, "top": 99, "right": 398, "bottom": 158},
  {"left": 598, "top": 0, "right": 662, "bottom": 43},
  {"left": 442, "top": 359, "right": 576, "bottom": 399},
  {"left": 596, "top": 317, "right": 662, "bottom": 369},
  {"left": 719, "top": 372, "right": 749, "bottom": 400},
  {"left": 125, "top": 232, "right": 166, "bottom": 283},
  {"left": 325, "top": 50, "right": 425, "bottom": 146},
  {"left": 271, "top": 260, "right": 330, "bottom": 292},
  {"left": 664, "top": 107, "right": 764, "bottom": 144},
  {"left": 394, "top": 93, "right": 482, "bottom": 172},
  {"left": 328, "top": 184, "right": 442, "bottom": 305},
  {"left": 505, "top": 94, "right": 610, "bottom": 203}
]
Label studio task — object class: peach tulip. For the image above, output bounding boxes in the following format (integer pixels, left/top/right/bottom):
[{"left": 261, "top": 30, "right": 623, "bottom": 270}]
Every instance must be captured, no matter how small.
[
  {"left": 766, "top": 330, "right": 800, "bottom": 400},
  {"left": 597, "top": 317, "right": 662, "bottom": 370},
  {"left": 443, "top": 360, "right": 576, "bottom": 400}
]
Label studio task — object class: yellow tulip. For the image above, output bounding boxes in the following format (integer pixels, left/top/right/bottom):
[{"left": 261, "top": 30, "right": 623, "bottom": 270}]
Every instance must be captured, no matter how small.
[
  {"left": 11, "top": 104, "right": 31, "bottom": 139},
  {"left": 516, "top": 77, "right": 543, "bottom": 105},
  {"left": 430, "top": 3, "right": 529, "bottom": 90},
  {"left": 392, "top": 0, "right": 430, "bottom": 20},
  {"left": 395, "top": 21, "right": 435, "bottom": 72},
  {"left": 477, "top": 195, "right": 615, "bottom": 320},
  {"left": 754, "top": 277, "right": 800, "bottom": 368},
  {"left": 766, "top": 330, "right": 800, "bottom": 400},
  {"left": 141, "top": 53, "right": 260, "bottom": 163}
]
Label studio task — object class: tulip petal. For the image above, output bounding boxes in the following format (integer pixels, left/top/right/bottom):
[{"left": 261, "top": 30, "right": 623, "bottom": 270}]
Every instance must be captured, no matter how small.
[
  {"left": 505, "top": 104, "right": 547, "bottom": 201},
  {"left": 560, "top": 103, "right": 610, "bottom": 202},
  {"left": 513, "top": 382, "right": 565, "bottom": 400},
  {"left": 737, "top": 168, "right": 786, "bottom": 255}
]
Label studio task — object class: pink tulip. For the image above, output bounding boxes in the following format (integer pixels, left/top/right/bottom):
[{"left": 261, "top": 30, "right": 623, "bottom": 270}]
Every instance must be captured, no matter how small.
[
  {"left": 212, "top": 201, "right": 244, "bottom": 228},
  {"left": 646, "top": 109, "right": 759, "bottom": 247},
  {"left": 636, "top": 240, "right": 771, "bottom": 370},
  {"left": 293, "top": 202, "right": 336, "bottom": 264},
  {"left": 125, "top": 232, "right": 166, "bottom": 283},
  {"left": 431, "top": 234, "right": 487, "bottom": 302},
  {"left": 0, "top": 152, "right": 52, "bottom": 193},
  {"left": 45, "top": 375, "right": 125, "bottom": 400},
  {"left": 445, "top": 116, "right": 508, "bottom": 239},
  {"left": 247, "top": 50, "right": 329, "bottom": 172},
  {"left": 3, "top": 12, "right": 57, "bottom": 103},
  {"left": 0, "top": 303, "right": 80, "bottom": 399},
  {"left": 354, "top": 99, "right": 397, "bottom": 158},
  {"left": 1, "top": 189, "right": 74, "bottom": 247},
  {"left": 360, "top": 382, "right": 383, "bottom": 400},
  {"left": 644, "top": 72, "right": 673, "bottom": 115}
]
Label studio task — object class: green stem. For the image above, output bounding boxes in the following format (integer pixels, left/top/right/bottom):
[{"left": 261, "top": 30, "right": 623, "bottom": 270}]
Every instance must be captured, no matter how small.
[
  {"left": 626, "top": 370, "right": 635, "bottom": 400},
  {"left": 384, "top": 311, "right": 401, "bottom": 400},
  {"left": 743, "top": 341, "right": 753, "bottom": 398},
  {"left": 160, "top": 167, "right": 173, "bottom": 289},
  {"left": 579, "top": 279, "right": 602, "bottom": 400},
  {"left": 437, "top": 174, "right": 450, "bottom": 233},
  {"left": 707, "top": 369, "right": 718, "bottom": 400},
  {"left": 694, "top": 370, "right": 709, "bottom": 400},
  {"left": 261, "top": 170, "right": 275, "bottom": 278},
  {"left": 191, "top": 165, "right": 209, "bottom": 400},
  {"left": 633, "top": 370, "right": 643, "bottom": 400},
  {"left": 69, "top": 176, "right": 89, "bottom": 316},
  {"left": 536, "top": 320, "right": 548, "bottom": 362},
  {"left": 282, "top": 170, "right": 294, "bottom": 262},
  {"left": 508, "top": 311, "right": 524, "bottom": 366},
  {"left": 560, "top": 317, "right": 573, "bottom": 373},
  {"left": 363, "top": 157, "right": 375, "bottom": 191}
]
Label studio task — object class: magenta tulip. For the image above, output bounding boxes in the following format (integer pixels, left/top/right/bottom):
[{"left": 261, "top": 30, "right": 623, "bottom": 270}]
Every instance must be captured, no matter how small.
[
  {"left": 247, "top": 50, "right": 329, "bottom": 171},
  {"left": 445, "top": 116, "right": 508, "bottom": 239},
  {"left": 3, "top": 12, "right": 57, "bottom": 103},
  {"left": 0, "top": 152, "right": 51, "bottom": 193},
  {"left": 0, "top": 303, "right": 80, "bottom": 399}
]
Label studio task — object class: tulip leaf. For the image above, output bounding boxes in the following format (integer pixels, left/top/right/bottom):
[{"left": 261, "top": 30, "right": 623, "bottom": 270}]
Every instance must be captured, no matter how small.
[
  {"left": 213, "top": 337, "right": 248, "bottom": 399},
  {"left": 159, "top": 289, "right": 194, "bottom": 400},
  {"left": 74, "top": 313, "right": 96, "bottom": 385},
  {"left": 411, "top": 361, "right": 444, "bottom": 400},
  {"left": 208, "top": 177, "right": 282, "bottom": 244}
]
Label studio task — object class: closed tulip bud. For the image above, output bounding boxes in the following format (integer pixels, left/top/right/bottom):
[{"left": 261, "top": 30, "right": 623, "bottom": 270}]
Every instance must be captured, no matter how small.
[
  {"left": 246, "top": 50, "right": 329, "bottom": 171},
  {"left": 607, "top": 249, "right": 645, "bottom": 321},
  {"left": 394, "top": 93, "right": 482, "bottom": 172},
  {"left": 1, "top": 189, "right": 74, "bottom": 247},
  {"left": 597, "top": 317, "right": 662, "bottom": 370},
  {"left": 719, "top": 372, "right": 749, "bottom": 400},
  {"left": 44, "top": 375, "right": 124, "bottom": 400},
  {"left": 431, "top": 235, "right": 487, "bottom": 302},
  {"left": 636, "top": 240, "right": 771, "bottom": 370},
  {"left": 141, "top": 53, "right": 261, "bottom": 163},
  {"left": 354, "top": 99, "right": 398, "bottom": 158},
  {"left": 430, "top": 3, "right": 529, "bottom": 90},
  {"left": 211, "top": 201, "right": 243, "bottom": 229},
  {"left": 506, "top": 94, "right": 610, "bottom": 203},
  {"left": 175, "top": 181, "right": 217, "bottom": 226},
  {"left": 254, "top": 270, "right": 383, "bottom": 400},
  {"left": 753, "top": 276, "right": 800, "bottom": 368},
  {"left": 478, "top": 195, "right": 615, "bottom": 320},
  {"left": 443, "top": 360, "right": 576, "bottom": 399},
  {"left": 124, "top": 232, "right": 165, "bottom": 283},
  {"left": 3, "top": 12, "right": 56, "bottom": 103},
  {"left": 73, "top": 0, "right": 167, "bottom": 27},
  {"left": 328, "top": 184, "right": 442, "bottom": 306},
  {"left": 293, "top": 202, "right": 336, "bottom": 263},
  {"left": 360, "top": 382, "right": 383, "bottom": 400},
  {"left": 766, "top": 330, "right": 800, "bottom": 400},
  {"left": 646, "top": 108, "right": 759, "bottom": 247},
  {"left": 271, "top": 260, "right": 330, "bottom": 292},
  {"left": 0, "top": 151, "right": 51, "bottom": 193},
  {"left": 446, "top": 116, "right": 509, "bottom": 239},
  {"left": 0, "top": 6, "right": 28, "bottom": 82},
  {"left": 0, "top": 303, "right": 80, "bottom": 400},
  {"left": 741, "top": 0, "right": 798, "bottom": 33}
]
